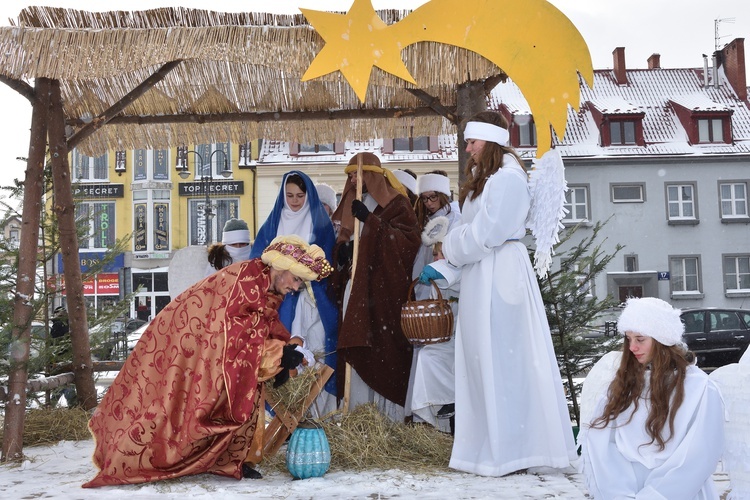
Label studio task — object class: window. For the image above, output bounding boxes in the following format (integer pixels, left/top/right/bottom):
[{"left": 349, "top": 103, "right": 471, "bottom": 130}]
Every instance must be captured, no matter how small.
[
  {"left": 563, "top": 186, "right": 589, "bottom": 223},
  {"left": 394, "top": 135, "right": 429, "bottom": 152},
  {"left": 609, "top": 120, "right": 636, "bottom": 145},
  {"left": 670, "top": 256, "right": 701, "bottom": 296},
  {"left": 697, "top": 118, "right": 724, "bottom": 143},
  {"left": 666, "top": 183, "right": 698, "bottom": 222},
  {"left": 720, "top": 182, "right": 748, "bottom": 219},
  {"left": 517, "top": 120, "right": 537, "bottom": 147},
  {"left": 611, "top": 184, "right": 644, "bottom": 203},
  {"left": 133, "top": 189, "right": 171, "bottom": 253},
  {"left": 76, "top": 202, "right": 116, "bottom": 250},
  {"left": 724, "top": 255, "right": 750, "bottom": 293},
  {"left": 575, "top": 263, "right": 593, "bottom": 298},
  {"left": 189, "top": 198, "right": 240, "bottom": 246},
  {"left": 299, "top": 143, "right": 334, "bottom": 153},
  {"left": 134, "top": 149, "right": 170, "bottom": 181},
  {"left": 625, "top": 254, "right": 639, "bottom": 272},
  {"left": 195, "top": 143, "right": 231, "bottom": 178},
  {"left": 73, "top": 150, "right": 108, "bottom": 181}
]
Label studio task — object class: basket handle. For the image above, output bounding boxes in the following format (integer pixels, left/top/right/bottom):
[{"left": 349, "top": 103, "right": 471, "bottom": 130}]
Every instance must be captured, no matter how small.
[{"left": 407, "top": 278, "right": 444, "bottom": 301}]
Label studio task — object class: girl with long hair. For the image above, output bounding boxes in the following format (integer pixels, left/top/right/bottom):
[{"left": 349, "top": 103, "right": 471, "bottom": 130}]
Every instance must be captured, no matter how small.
[
  {"left": 431, "top": 110, "right": 576, "bottom": 475},
  {"left": 582, "top": 297, "right": 725, "bottom": 499}
]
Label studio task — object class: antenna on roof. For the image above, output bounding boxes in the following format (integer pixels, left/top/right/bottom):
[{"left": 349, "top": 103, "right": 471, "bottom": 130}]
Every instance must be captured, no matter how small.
[{"left": 714, "top": 17, "right": 735, "bottom": 51}]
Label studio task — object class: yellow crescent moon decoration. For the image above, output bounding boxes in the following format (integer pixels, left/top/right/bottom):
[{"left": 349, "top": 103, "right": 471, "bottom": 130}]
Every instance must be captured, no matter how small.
[{"left": 301, "top": 0, "right": 593, "bottom": 156}]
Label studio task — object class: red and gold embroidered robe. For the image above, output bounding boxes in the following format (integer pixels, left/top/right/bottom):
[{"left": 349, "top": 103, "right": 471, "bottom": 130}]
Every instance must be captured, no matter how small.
[{"left": 84, "top": 259, "right": 289, "bottom": 487}]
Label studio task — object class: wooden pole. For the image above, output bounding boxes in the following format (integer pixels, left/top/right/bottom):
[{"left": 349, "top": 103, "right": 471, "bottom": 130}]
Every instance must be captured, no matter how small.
[
  {"left": 2, "top": 79, "right": 49, "bottom": 462},
  {"left": 48, "top": 79, "right": 98, "bottom": 411},
  {"left": 342, "top": 154, "right": 364, "bottom": 413}
]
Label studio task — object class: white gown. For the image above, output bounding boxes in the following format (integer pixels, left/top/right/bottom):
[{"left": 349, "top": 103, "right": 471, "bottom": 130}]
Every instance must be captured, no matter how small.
[
  {"left": 581, "top": 365, "right": 725, "bottom": 499},
  {"left": 442, "top": 156, "right": 576, "bottom": 476},
  {"left": 408, "top": 259, "right": 460, "bottom": 432},
  {"left": 289, "top": 287, "right": 337, "bottom": 419}
]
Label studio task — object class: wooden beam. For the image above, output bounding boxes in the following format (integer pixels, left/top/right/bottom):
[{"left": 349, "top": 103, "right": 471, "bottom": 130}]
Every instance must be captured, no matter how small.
[
  {"left": 2, "top": 78, "right": 51, "bottom": 462},
  {"left": 67, "top": 60, "right": 183, "bottom": 150},
  {"left": 70, "top": 105, "right": 454, "bottom": 127},
  {"left": 48, "top": 79, "right": 98, "bottom": 411},
  {"left": 0, "top": 75, "right": 36, "bottom": 105},
  {"left": 405, "top": 88, "right": 459, "bottom": 124}
]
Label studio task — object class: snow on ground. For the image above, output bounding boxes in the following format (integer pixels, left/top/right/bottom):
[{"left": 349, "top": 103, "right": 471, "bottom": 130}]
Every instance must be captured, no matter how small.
[{"left": 0, "top": 439, "right": 732, "bottom": 499}]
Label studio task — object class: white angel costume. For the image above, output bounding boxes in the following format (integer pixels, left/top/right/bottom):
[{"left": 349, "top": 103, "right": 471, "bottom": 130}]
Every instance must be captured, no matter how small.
[
  {"left": 408, "top": 258, "right": 460, "bottom": 433},
  {"left": 582, "top": 365, "right": 725, "bottom": 499},
  {"left": 442, "top": 154, "right": 576, "bottom": 476}
]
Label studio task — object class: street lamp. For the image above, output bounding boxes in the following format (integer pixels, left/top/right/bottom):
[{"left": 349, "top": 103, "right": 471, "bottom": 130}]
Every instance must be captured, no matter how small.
[{"left": 178, "top": 149, "right": 232, "bottom": 245}]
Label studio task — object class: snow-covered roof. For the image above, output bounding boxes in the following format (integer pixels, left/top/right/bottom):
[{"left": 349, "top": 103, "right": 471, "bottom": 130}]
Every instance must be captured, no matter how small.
[{"left": 259, "top": 61, "right": 750, "bottom": 165}]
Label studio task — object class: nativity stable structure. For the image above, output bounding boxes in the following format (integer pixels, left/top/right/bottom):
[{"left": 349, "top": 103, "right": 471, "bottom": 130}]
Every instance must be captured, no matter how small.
[{"left": 0, "top": 1, "right": 591, "bottom": 461}]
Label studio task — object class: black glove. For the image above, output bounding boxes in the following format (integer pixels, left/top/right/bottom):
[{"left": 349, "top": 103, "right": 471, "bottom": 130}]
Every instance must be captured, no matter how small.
[
  {"left": 274, "top": 345, "right": 305, "bottom": 388},
  {"left": 280, "top": 344, "right": 304, "bottom": 369},
  {"left": 351, "top": 199, "right": 370, "bottom": 222}
]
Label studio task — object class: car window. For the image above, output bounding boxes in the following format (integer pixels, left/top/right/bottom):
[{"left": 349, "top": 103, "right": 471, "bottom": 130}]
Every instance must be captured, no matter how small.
[
  {"left": 682, "top": 311, "right": 705, "bottom": 333},
  {"left": 741, "top": 312, "right": 750, "bottom": 330},
  {"left": 710, "top": 311, "right": 740, "bottom": 331}
]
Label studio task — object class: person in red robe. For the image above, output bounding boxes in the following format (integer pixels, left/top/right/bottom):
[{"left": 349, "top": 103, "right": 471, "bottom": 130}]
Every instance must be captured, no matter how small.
[{"left": 83, "top": 235, "right": 333, "bottom": 487}]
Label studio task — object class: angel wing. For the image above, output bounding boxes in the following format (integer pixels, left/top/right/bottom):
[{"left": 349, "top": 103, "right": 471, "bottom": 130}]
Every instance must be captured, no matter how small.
[
  {"left": 168, "top": 246, "right": 210, "bottom": 300},
  {"left": 579, "top": 351, "right": 622, "bottom": 430},
  {"left": 709, "top": 355, "right": 750, "bottom": 499},
  {"left": 526, "top": 148, "right": 569, "bottom": 278}
]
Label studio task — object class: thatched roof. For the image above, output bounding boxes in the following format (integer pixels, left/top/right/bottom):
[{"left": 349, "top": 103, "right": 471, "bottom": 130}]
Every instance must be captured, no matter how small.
[{"left": 0, "top": 6, "right": 505, "bottom": 156}]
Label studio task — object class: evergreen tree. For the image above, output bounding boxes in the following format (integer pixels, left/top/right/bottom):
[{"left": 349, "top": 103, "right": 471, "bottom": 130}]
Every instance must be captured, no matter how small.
[{"left": 537, "top": 220, "right": 623, "bottom": 427}]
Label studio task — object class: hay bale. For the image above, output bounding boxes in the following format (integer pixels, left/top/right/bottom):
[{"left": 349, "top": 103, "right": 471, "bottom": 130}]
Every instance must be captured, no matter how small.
[
  {"left": 0, "top": 407, "right": 92, "bottom": 448},
  {"left": 263, "top": 403, "right": 453, "bottom": 475}
]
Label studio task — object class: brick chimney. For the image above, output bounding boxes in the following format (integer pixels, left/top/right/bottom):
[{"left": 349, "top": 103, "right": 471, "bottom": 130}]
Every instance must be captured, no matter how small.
[
  {"left": 721, "top": 38, "right": 747, "bottom": 101},
  {"left": 648, "top": 53, "right": 661, "bottom": 69},
  {"left": 613, "top": 47, "right": 627, "bottom": 84}
]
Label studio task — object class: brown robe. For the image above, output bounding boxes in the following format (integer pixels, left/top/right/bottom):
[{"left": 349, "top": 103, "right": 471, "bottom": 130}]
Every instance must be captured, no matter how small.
[
  {"left": 333, "top": 191, "right": 420, "bottom": 406},
  {"left": 84, "top": 259, "right": 289, "bottom": 487}
]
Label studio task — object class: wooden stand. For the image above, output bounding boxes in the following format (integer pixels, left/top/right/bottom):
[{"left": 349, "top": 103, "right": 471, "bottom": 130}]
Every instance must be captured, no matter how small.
[{"left": 261, "top": 364, "right": 334, "bottom": 459}]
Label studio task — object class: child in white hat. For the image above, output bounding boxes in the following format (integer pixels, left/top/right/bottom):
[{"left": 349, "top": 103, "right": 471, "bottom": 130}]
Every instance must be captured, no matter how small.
[
  {"left": 581, "top": 297, "right": 725, "bottom": 499},
  {"left": 205, "top": 218, "right": 252, "bottom": 276}
]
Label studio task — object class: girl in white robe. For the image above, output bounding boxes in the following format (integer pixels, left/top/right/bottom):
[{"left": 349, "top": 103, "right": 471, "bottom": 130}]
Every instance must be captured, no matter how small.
[
  {"left": 581, "top": 297, "right": 725, "bottom": 499},
  {"left": 437, "top": 111, "right": 576, "bottom": 476}
]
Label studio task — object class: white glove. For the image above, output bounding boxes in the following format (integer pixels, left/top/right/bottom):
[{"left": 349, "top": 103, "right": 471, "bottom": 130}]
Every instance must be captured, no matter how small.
[{"left": 294, "top": 345, "right": 316, "bottom": 372}]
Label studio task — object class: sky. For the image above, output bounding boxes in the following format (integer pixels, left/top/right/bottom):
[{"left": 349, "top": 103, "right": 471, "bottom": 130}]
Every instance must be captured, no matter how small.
[{"left": 0, "top": 0, "right": 748, "bottom": 195}]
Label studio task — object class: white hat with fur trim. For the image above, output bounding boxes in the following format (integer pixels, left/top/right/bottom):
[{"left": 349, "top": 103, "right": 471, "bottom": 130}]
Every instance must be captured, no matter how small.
[
  {"left": 617, "top": 297, "right": 685, "bottom": 346},
  {"left": 392, "top": 169, "right": 417, "bottom": 195},
  {"left": 417, "top": 173, "right": 451, "bottom": 196},
  {"left": 315, "top": 183, "right": 338, "bottom": 212}
]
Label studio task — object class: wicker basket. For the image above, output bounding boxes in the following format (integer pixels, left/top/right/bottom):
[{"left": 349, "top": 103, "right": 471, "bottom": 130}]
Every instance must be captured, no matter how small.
[{"left": 401, "top": 279, "right": 454, "bottom": 346}]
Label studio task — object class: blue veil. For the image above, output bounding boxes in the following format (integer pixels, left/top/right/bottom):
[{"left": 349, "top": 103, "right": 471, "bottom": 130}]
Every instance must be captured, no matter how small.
[{"left": 250, "top": 171, "right": 338, "bottom": 396}]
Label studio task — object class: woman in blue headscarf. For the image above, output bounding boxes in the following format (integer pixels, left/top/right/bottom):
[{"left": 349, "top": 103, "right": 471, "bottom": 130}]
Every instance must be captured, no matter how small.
[{"left": 250, "top": 171, "right": 338, "bottom": 414}]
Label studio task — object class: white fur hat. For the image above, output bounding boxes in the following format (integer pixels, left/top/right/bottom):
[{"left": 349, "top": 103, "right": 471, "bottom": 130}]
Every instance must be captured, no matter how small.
[
  {"left": 392, "top": 169, "right": 417, "bottom": 195},
  {"left": 417, "top": 173, "right": 450, "bottom": 196},
  {"left": 617, "top": 297, "right": 684, "bottom": 346},
  {"left": 315, "top": 183, "right": 338, "bottom": 212}
]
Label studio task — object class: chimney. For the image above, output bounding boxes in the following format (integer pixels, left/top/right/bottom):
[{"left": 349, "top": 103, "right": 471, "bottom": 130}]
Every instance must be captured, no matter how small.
[
  {"left": 647, "top": 53, "right": 661, "bottom": 69},
  {"left": 721, "top": 38, "right": 747, "bottom": 101},
  {"left": 613, "top": 47, "right": 627, "bottom": 84},
  {"left": 703, "top": 54, "right": 710, "bottom": 86}
]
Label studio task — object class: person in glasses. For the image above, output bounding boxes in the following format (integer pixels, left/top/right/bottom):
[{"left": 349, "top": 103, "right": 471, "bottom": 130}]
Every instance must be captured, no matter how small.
[{"left": 205, "top": 218, "right": 252, "bottom": 277}]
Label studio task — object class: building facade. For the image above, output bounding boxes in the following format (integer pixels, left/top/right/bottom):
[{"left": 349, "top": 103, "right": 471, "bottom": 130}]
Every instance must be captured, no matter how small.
[{"left": 56, "top": 39, "right": 749, "bottom": 318}]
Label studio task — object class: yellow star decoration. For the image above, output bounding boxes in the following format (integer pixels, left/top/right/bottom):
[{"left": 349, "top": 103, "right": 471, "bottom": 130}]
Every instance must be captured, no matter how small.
[
  {"left": 301, "top": 0, "right": 417, "bottom": 102},
  {"left": 301, "top": 0, "right": 594, "bottom": 157}
]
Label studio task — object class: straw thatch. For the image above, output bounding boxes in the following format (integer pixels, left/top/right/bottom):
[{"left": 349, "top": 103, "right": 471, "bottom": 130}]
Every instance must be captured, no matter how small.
[
  {"left": 0, "top": 6, "right": 505, "bottom": 156},
  {"left": 262, "top": 403, "right": 454, "bottom": 475}
]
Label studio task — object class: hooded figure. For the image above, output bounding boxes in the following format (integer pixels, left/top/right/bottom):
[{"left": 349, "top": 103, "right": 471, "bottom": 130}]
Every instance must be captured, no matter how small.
[
  {"left": 331, "top": 152, "right": 421, "bottom": 420},
  {"left": 250, "top": 171, "right": 338, "bottom": 401}
]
